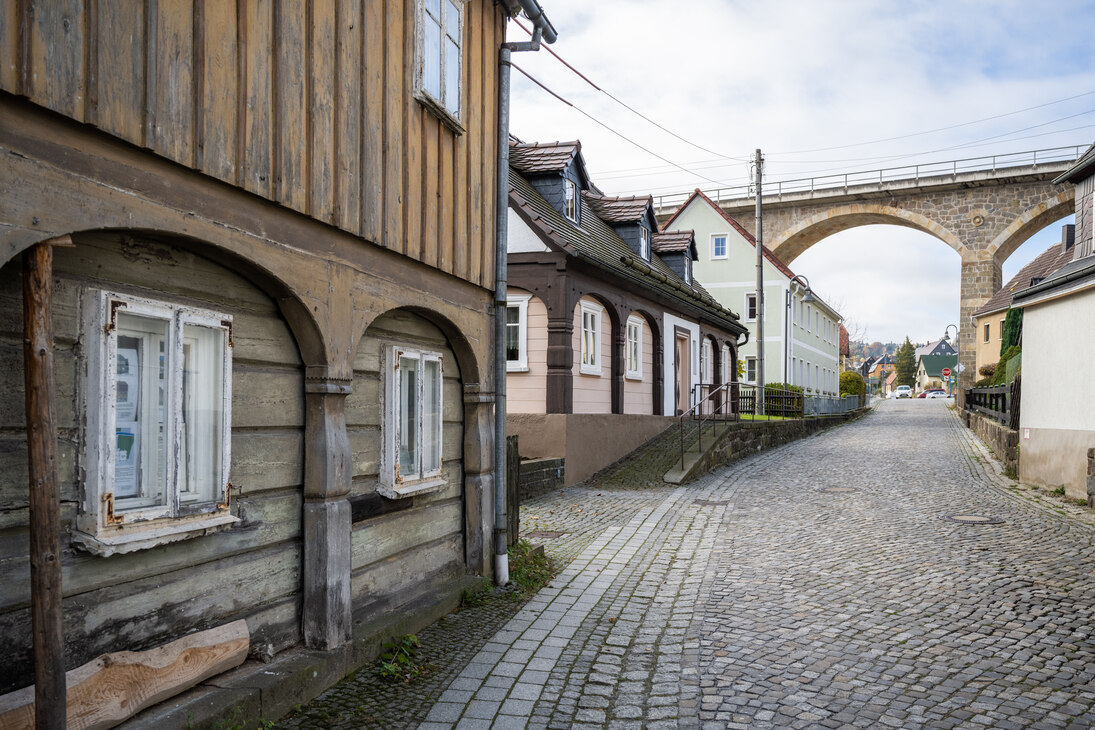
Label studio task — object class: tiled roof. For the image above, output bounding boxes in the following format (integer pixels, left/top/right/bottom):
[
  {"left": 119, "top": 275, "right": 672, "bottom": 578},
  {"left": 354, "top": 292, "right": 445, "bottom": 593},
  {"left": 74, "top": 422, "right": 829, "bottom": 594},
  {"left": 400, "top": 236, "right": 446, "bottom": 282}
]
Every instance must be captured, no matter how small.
[
  {"left": 509, "top": 140, "right": 581, "bottom": 175},
  {"left": 582, "top": 191, "right": 653, "bottom": 224},
  {"left": 651, "top": 230, "right": 696, "bottom": 258},
  {"left": 661, "top": 189, "right": 798, "bottom": 280},
  {"left": 973, "top": 242, "right": 1074, "bottom": 316},
  {"left": 508, "top": 171, "right": 744, "bottom": 334}
]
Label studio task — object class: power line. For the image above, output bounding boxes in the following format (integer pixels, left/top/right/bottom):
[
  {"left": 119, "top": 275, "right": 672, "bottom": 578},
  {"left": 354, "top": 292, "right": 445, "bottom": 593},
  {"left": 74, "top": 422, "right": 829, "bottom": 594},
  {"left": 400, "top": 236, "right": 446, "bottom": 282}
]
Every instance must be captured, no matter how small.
[
  {"left": 514, "top": 19, "right": 751, "bottom": 163},
  {"left": 767, "top": 90, "right": 1095, "bottom": 155},
  {"left": 510, "top": 62, "right": 741, "bottom": 189}
]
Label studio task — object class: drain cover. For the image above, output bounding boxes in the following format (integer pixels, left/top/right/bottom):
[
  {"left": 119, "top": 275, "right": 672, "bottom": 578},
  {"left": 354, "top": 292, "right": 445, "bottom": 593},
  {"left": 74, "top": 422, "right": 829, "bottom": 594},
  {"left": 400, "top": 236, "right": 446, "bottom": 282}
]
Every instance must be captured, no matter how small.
[
  {"left": 818, "top": 487, "right": 857, "bottom": 494},
  {"left": 943, "top": 514, "right": 1004, "bottom": 525},
  {"left": 524, "top": 530, "right": 565, "bottom": 539},
  {"left": 693, "top": 499, "right": 730, "bottom": 506}
]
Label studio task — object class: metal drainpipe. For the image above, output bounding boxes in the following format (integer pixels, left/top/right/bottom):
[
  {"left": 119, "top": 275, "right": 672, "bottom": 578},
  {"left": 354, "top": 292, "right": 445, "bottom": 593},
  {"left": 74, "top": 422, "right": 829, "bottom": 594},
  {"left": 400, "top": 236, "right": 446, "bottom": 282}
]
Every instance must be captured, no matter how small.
[{"left": 494, "top": 3, "right": 556, "bottom": 586}]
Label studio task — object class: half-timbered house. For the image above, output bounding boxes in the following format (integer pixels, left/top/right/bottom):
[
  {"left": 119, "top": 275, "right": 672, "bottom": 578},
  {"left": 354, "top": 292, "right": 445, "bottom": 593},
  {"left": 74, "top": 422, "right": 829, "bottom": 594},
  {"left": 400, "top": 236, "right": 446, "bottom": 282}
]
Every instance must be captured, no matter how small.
[{"left": 503, "top": 140, "right": 749, "bottom": 484}]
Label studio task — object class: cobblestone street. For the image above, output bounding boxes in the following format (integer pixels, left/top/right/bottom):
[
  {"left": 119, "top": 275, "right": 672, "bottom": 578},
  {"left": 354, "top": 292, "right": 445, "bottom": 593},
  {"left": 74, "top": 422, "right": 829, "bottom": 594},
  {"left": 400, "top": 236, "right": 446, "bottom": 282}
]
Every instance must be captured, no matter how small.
[{"left": 281, "top": 401, "right": 1095, "bottom": 729}]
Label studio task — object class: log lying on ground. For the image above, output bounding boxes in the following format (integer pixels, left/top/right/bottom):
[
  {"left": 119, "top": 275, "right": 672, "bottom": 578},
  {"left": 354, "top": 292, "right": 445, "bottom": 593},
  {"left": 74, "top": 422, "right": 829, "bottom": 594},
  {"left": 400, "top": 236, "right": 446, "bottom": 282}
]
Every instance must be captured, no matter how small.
[{"left": 0, "top": 619, "right": 249, "bottom": 730}]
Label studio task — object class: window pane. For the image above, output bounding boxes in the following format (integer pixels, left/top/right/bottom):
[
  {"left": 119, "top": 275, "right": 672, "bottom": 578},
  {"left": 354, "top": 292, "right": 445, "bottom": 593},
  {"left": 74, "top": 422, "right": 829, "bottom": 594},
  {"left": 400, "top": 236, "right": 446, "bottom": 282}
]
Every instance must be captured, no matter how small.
[
  {"left": 445, "top": 0, "right": 460, "bottom": 37},
  {"left": 181, "top": 324, "right": 224, "bottom": 505},
  {"left": 399, "top": 356, "right": 418, "bottom": 479},
  {"left": 506, "top": 306, "right": 521, "bottom": 361},
  {"left": 424, "top": 17, "right": 441, "bottom": 99},
  {"left": 422, "top": 359, "right": 441, "bottom": 473},
  {"left": 444, "top": 37, "right": 461, "bottom": 114},
  {"left": 426, "top": 0, "right": 440, "bottom": 20},
  {"left": 114, "top": 313, "right": 169, "bottom": 510}
]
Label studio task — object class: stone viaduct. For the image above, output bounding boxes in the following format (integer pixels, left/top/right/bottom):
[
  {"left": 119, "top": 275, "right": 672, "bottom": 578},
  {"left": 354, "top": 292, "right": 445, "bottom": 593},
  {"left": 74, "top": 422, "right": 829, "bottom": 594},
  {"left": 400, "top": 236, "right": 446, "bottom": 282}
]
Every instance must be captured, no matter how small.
[{"left": 657, "top": 157, "right": 1078, "bottom": 387}]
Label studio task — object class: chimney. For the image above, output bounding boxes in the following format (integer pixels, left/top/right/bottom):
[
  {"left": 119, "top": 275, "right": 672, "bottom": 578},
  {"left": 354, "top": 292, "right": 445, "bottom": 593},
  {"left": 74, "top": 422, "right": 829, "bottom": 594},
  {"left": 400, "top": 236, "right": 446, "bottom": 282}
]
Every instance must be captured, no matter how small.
[{"left": 1062, "top": 223, "right": 1075, "bottom": 252}]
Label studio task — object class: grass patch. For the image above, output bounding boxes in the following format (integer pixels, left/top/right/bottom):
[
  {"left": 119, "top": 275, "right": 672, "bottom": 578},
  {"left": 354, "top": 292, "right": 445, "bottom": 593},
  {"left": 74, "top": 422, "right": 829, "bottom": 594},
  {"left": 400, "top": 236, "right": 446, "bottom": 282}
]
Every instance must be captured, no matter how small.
[
  {"left": 376, "top": 634, "right": 434, "bottom": 683},
  {"left": 509, "top": 539, "right": 556, "bottom": 596}
]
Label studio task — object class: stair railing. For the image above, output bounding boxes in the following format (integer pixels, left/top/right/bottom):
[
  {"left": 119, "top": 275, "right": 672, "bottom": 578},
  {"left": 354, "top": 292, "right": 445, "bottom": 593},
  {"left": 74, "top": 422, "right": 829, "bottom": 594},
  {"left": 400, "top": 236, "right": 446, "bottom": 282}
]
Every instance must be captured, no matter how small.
[{"left": 679, "top": 382, "right": 739, "bottom": 470}]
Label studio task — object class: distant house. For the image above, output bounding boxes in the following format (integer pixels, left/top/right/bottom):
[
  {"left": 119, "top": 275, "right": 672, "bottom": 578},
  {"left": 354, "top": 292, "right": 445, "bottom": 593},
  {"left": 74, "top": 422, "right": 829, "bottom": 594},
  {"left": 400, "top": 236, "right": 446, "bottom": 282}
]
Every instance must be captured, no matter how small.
[
  {"left": 662, "top": 190, "right": 842, "bottom": 395},
  {"left": 915, "top": 338, "right": 956, "bottom": 363},
  {"left": 864, "top": 355, "right": 896, "bottom": 394},
  {"left": 1012, "top": 143, "right": 1095, "bottom": 500},
  {"left": 505, "top": 140, "right": 748, "bottom": 484},
  {"left": 917, "top": 354, "right": 959, "bottom": 394},
  {"left": 972, "top": 224, "right": 1076, "bottom": 376}
]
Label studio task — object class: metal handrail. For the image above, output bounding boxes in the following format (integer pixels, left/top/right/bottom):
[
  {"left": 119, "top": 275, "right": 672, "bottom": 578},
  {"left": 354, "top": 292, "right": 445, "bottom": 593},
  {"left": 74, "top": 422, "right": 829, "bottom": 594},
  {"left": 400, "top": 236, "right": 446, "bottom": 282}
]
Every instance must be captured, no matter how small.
[
  {"left": 678, "top": 382, "right": 737, "bottom": 470},
  {"left": 654, "top": 145, "right": 1084, "bottom": 212}
]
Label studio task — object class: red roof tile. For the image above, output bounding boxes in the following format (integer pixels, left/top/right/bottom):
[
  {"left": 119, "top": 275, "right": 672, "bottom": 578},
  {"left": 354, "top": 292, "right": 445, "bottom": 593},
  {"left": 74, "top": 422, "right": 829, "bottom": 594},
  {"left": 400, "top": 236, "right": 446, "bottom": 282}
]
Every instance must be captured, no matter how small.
[
  {"left": 651, "top": 230, "right": 695, "bottom": 255},
  {"left": 973, "top": 240, "right": 1075, "bottom": 316}
]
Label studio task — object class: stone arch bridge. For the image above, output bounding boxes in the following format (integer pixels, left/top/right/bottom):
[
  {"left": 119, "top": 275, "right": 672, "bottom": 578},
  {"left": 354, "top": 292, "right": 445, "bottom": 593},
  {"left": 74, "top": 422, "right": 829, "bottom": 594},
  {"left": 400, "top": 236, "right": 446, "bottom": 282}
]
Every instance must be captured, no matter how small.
[{"left": 656, "top": 148, "right": 1082, "bottom": 386}]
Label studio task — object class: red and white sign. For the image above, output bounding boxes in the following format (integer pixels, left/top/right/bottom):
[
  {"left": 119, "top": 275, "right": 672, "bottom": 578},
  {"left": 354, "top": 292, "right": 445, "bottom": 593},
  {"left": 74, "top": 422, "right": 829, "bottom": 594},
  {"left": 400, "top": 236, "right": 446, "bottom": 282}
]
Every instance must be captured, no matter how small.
[{"left": 941, "top": 367, "right": 951, "bottom": 378}]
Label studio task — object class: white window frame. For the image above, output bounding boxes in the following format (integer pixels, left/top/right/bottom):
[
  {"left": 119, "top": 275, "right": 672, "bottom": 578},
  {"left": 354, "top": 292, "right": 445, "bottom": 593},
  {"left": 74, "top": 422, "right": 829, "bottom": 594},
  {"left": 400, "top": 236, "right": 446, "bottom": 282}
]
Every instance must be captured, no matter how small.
[
  {"left": 414, "top": 0, "right": 465, "bottom": 132},
  {"left": 76, "top": 290, "right": 235, "bottom": 556},
  {"left": 710, "top": 233, "right": 728, "bottom": 260},
  {"left": 579, "top": 300, "right": 602, "bottom": 375},
  {"left": 745, "top": 293, "right": 758, "bottom": 322},
  {"left": 505, "top": 294, "right": 530, "bottom": 372},
  {"left": 721, "top": 345, "right": 730, "bottom": 383},
  {"left": 564, "top": 178, "right": 579, "bottom": 224},
  {"left": 700, "top": 339, "right": 713, "bottom": 384},
  {"left": 625, "top": 315, "right": 643, "bottom": 380},
  {"left": 745, "top": 356, "right": 757, "bottom": 384},
  {"left": 684, "top": 257, "right": 692, "bottom": 285},
  {"left": 381, "top": 346, "right": 446, "bottom": 498},
  {"left": 639, "top": 226, "right": 651, "bottom": 260}
]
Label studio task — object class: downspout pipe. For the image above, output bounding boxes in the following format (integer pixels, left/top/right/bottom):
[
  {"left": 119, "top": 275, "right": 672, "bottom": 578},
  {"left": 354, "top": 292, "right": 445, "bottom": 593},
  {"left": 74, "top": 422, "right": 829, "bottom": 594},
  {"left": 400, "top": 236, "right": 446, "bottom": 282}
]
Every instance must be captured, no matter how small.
[{"left": 495, "top": 2, "right": 555, "bottom": 586}]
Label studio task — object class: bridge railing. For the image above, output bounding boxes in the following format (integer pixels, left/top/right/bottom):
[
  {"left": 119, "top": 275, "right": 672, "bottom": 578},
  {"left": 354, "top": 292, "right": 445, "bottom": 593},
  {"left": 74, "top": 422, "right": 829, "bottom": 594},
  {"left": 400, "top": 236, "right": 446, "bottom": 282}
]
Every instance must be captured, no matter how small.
[{"left": 654, "top": 145, "right": 1084, "bottom": 212}]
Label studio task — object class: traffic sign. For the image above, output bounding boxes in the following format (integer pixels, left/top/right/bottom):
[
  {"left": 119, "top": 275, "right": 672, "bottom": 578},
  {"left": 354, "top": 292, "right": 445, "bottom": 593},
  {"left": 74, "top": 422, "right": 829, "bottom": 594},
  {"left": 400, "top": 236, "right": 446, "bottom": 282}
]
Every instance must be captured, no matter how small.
[{"left": 942, "top": 367, "right": 951, "bottom": 377}]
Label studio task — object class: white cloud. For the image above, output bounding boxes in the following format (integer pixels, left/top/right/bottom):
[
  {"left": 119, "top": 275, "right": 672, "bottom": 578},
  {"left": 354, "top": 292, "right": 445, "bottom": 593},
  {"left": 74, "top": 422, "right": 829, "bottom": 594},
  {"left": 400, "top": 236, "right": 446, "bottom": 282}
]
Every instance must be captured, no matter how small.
[{"left": 510, "top": 1, "right": 1095, "bottom": 343}]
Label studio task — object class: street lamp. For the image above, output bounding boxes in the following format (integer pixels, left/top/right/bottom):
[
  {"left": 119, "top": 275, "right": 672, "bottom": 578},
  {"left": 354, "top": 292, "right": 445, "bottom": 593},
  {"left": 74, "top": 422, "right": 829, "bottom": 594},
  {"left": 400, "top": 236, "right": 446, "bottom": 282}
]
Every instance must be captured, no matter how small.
[
  {"left": 785, "top": 275, "right": 815, "bottom": 392},
  {"left": 942, "top": 324, "right": 958, "bottom": 395}
]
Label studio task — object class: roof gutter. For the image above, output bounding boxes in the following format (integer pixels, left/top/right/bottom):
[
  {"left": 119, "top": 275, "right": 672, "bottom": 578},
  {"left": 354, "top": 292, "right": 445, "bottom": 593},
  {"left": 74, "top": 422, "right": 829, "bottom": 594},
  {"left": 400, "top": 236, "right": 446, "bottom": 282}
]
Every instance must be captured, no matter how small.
[
  {"left": 1012, "top": 259, "right": 1095, "bottom": 307},
  {"left": 494, "top": 1, "right": 555, "bottom": 587}
]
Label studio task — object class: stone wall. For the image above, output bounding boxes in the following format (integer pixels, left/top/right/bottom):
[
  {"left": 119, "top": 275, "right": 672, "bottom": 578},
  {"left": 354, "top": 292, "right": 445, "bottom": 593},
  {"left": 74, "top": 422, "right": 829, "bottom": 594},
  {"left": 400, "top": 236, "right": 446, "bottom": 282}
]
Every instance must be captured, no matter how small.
[
  {"left": 519, "top": 458, "right": 566, "bottom": 501},
  {"left": 963, "top": 409, "right": 1020, "bottom": 476},
  {"left": 686, "top": 411, "right": 868, "bottom": 482}
]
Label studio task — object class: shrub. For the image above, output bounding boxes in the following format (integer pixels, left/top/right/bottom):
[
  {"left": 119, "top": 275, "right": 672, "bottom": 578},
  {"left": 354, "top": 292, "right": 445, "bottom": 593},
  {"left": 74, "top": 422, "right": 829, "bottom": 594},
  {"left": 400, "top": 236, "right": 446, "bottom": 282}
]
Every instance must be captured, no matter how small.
[
  {"left": 990, "top": 345, "right": 1021, "bottom": 386},
  {"left": 978, "top": 363, "right": 996, "bottom": 378},
  {"left": 974, "top": 377, "right": 993, "bottom": 387},
  {"left": 839, "top": 371, "right": 866, "bottom": 404}
]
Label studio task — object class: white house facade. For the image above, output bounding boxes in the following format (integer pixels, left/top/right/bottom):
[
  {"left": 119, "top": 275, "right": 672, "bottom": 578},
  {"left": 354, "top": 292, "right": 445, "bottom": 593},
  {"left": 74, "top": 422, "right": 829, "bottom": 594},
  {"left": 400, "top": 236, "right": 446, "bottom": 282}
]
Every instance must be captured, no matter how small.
[{"left": 662, "top": 191, "right": 842, "bottom": 395}]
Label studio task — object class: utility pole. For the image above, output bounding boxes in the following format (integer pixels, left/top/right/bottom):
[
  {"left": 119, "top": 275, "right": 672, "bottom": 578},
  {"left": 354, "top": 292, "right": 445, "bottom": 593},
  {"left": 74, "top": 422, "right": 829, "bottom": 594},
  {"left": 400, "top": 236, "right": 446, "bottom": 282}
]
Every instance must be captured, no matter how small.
[{"left": 754, "top": 148, "right": 765, "bottom": 415}]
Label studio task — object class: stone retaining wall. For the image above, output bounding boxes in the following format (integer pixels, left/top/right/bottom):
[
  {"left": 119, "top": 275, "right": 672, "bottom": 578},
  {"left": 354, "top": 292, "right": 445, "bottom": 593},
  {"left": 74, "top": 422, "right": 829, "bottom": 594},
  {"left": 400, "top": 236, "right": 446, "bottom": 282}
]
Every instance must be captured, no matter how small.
[
  {"left": 519, "top": 458, "right": 566, "bottom": 501},
  {"left": 962, "top": 409, "right": 1020, "bottom": 477},
  {"left": 687, "top": 411, "right": 868, "bottom": 481}
]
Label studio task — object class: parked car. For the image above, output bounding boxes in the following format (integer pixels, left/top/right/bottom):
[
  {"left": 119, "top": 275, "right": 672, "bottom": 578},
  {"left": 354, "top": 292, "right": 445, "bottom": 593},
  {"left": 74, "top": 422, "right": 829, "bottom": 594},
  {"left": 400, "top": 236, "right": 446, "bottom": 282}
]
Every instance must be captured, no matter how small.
[
  {"left": 894, "top": 385, "right": 913, "bottom": 398},
  {"left": 925, "top": 389, "right": 949, "bottom": 399}
]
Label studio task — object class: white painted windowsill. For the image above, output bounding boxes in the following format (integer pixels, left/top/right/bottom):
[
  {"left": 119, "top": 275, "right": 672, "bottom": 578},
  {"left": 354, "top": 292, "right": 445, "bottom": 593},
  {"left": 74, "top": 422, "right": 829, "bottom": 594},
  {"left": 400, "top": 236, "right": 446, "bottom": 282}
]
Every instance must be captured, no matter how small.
[{"left": 73, "top": 511, "right": 239, "bottom": 557}]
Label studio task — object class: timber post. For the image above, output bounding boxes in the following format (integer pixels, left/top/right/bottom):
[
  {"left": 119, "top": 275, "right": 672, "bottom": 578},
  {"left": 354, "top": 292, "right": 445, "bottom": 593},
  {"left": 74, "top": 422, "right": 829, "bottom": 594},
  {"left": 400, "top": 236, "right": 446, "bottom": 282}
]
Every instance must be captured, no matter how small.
[
  {"left": 23, "top": 236, "right": 73, "bottom": 729},
  {"left": 301, "top": 367, "right": 353, "bottom": 651}
]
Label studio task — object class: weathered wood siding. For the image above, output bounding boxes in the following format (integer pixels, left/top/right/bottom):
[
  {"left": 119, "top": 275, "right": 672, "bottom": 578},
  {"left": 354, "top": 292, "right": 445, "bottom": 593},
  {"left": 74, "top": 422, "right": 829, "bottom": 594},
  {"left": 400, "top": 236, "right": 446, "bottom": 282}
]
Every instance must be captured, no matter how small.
[
  {"left": 0, "top": 0, "right": 502, "bottom": 289},
  {"left": 0, "top": 232, "right": 304, "bottom": 694},
  {"left": 346, "top": 309, "right": 465, "bottom": 623}
]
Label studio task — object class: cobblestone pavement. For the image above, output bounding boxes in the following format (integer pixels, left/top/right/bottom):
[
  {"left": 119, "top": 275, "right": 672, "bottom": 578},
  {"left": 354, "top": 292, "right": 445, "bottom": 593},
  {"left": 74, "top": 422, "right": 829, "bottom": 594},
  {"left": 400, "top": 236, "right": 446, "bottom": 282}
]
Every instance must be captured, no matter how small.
[{"left": 283, "top": 401, "right": 1095, "bottom": 729}]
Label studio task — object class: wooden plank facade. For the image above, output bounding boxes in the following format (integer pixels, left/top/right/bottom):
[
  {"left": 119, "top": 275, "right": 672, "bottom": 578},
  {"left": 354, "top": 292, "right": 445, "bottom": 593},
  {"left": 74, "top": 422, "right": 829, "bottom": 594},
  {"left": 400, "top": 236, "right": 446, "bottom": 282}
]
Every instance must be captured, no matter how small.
[
  {"left": 0, "top": 0, "right": 518, "bottom": 721},
  {"left": 0, "top": 0, "right": 499, "bottom": 289}
]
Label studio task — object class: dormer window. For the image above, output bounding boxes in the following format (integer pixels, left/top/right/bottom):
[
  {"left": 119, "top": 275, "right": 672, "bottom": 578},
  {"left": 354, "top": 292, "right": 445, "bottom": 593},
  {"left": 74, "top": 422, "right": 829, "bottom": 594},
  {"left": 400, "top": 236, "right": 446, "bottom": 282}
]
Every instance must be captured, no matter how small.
[
  {"left": 639, "top": 227, "right": 650, "bottom": 259},
  {"left": 564, "top": 178, "right": 579, "bottom": 223}
]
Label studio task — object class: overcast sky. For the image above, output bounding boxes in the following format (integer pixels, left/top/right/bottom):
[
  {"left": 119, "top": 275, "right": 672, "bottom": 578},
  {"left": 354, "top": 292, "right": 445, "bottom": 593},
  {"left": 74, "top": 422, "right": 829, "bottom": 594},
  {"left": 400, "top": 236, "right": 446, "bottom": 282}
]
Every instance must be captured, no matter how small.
[{"left": 507, "top": 0, "right": 1095, "bottom": 344}]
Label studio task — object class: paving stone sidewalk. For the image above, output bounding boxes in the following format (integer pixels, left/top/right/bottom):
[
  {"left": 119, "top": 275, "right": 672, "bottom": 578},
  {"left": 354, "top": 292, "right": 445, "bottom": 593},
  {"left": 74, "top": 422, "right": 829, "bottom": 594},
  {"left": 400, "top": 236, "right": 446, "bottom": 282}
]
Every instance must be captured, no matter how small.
[{"left": 282, "top": 401, "right": 1095, "bottom": 729}]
